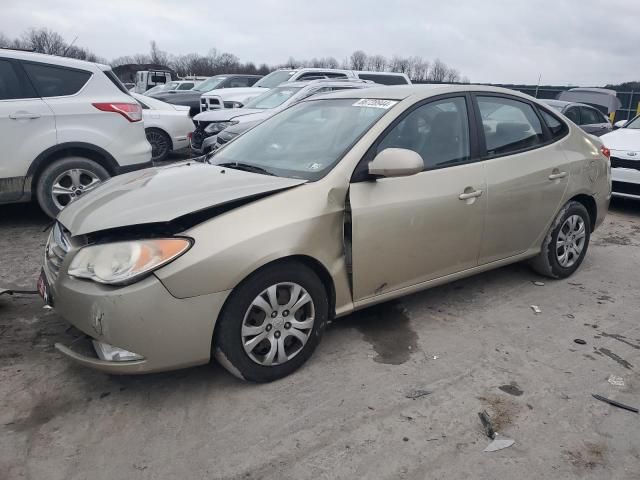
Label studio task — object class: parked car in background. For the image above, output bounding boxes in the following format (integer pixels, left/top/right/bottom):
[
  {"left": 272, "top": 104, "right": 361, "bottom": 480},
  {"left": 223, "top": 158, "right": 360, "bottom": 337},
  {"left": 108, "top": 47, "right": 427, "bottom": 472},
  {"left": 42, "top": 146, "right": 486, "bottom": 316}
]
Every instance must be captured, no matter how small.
[
  {"left": 45, "top": 85, "right": 609, "bottom": 381},
  {"left": 601, "top": 114, "right": 640, "bottom": 199},
  {"left": 542, "top": 100, "right": 612, "bottom": 136},
  {"left": 191, "top": 79, "right": 376, "bottom": 154},
  {"left": 200, "top": 68, "right": 357, "bottom": 111},
  {"left": 0, "top": 49, "right": 151, "bottom": 218},
  {"left": 131, "top": 93, "right": 194, "bottom": 162},
  {"left": 134, "top": 69, "right": 173, "bottom": 93},
  {"left": 143, "top": 80, "right": 201, "bottom": 97},
  {"left": 151, "top": 74, "right": 261, "bottom": 116}
]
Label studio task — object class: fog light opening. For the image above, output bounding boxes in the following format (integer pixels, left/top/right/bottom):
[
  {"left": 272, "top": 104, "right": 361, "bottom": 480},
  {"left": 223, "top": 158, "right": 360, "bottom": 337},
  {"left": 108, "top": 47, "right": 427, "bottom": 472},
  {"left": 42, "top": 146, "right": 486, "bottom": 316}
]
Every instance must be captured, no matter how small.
[{"left": 92, "top": 340, "right": 144, "bottom": 362}]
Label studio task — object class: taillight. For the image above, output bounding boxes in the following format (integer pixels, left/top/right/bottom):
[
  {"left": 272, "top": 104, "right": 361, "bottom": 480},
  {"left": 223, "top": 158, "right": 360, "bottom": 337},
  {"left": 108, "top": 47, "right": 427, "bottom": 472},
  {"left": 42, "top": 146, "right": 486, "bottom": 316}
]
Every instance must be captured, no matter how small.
[
  {"left": 600, "top": 145, "right": 610, "bottom": 159},
  {"left": 92, "top": 103, "right": 143, "bottom": 122}
]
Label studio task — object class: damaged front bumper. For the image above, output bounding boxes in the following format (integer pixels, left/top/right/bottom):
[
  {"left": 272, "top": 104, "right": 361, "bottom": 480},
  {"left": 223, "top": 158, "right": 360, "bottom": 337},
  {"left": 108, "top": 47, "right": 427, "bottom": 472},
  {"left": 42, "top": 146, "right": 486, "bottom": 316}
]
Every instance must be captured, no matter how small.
[{"left": 49, "top": 268, "right": 231, "bottom": 374}]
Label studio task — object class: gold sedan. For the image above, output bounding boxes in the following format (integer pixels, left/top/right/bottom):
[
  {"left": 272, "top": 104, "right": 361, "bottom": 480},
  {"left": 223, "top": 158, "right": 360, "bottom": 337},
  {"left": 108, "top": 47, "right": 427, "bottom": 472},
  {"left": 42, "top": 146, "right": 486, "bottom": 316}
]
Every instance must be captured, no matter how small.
[{"left": 44, "top": 85, "right": 611, "bottom": 381}]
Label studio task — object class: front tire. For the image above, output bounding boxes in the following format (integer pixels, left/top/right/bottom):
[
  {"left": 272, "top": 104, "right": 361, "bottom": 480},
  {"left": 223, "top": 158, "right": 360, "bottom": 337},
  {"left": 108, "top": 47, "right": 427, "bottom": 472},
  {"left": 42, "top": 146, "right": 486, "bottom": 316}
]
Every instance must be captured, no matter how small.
[
  {"left": 529, "top": 201, "right": 591, "bottom": 279},
  {"left": 214, "top": 262, "right": 329, "bottom": 382},
  {"left": 36, "top": 157, "right": 110, "bottom": 218}
]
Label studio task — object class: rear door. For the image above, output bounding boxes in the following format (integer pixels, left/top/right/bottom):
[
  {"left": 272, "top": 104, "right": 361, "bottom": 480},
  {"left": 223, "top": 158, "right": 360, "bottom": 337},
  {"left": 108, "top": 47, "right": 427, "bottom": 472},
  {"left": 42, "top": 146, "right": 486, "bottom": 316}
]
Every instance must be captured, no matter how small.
[
  {"left": 475, "top": 95, "right": 570, "bottom": 264},
  {"left": 0, "top": 58, "right": 56, "bottom": 201},
  {"left": 349, "top": 95, "right": 487, "bottom": 301}
]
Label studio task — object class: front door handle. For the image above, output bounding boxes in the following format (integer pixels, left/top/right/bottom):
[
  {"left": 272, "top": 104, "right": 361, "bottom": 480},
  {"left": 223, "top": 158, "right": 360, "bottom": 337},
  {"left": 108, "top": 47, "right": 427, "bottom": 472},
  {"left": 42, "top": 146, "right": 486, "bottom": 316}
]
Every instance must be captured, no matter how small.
[
  {"left": 458, "top": 189, "right": 483, "bottom": 200},
  {"left": 9, "top": 112, "right": 41, "bottom": 120},
  {"left": 548, "top": 171, "right": 567, "bottom": 180}
]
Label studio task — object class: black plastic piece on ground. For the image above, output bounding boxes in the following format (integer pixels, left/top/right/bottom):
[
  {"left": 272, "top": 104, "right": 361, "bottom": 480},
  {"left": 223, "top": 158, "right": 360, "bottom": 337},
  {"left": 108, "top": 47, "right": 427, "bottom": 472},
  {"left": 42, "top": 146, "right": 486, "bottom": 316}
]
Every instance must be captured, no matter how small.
[{"left": 592, "top": 394, "right": 639, "bottom": 413}]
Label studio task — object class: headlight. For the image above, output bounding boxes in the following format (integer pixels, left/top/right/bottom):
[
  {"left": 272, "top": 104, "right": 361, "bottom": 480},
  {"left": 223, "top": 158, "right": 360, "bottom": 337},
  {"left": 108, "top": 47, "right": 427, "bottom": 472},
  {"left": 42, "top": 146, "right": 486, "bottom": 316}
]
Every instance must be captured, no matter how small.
[
  {"left": 204, "top": 121, "right": 238, "bottom": 135},
  {"left": 68, "top": 238, "right": 192, "bottom": 285}
]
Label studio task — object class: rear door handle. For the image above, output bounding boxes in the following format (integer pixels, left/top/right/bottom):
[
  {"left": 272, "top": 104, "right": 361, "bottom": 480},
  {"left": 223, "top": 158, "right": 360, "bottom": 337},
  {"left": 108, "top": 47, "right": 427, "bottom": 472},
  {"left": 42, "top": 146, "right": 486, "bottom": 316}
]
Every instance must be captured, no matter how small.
[
  {"left": 9, "top": 112, "right": 41, "bottom": 120},
  {"left": 548, "top": 171, "right": 567, "bottom": 180},
  {"left": 458, "top": 189, "right": 483, "bottom": 200}
]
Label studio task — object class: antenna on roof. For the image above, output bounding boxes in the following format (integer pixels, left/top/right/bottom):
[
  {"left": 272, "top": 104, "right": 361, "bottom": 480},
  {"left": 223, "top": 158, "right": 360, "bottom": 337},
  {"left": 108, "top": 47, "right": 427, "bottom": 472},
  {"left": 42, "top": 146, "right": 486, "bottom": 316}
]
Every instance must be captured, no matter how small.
[{"left": 62, "top": 36, "right": 78, "bottom": 57}]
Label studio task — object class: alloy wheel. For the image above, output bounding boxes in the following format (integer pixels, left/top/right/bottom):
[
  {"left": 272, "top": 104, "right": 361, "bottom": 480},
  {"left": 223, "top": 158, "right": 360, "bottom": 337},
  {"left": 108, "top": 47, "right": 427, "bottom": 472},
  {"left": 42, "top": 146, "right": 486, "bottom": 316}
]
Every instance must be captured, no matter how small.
[
  {"left": 147, "top": 130, "right": 169, "bottom": 161},
  {"left": 556, "top": 215, "right": 586, "bottom": 268},
  {"left": 51, "top": 168, "right": 102, "bottom": 210},
  {"left": 241, "top": 282, "right": 315, "bottom": 366}
]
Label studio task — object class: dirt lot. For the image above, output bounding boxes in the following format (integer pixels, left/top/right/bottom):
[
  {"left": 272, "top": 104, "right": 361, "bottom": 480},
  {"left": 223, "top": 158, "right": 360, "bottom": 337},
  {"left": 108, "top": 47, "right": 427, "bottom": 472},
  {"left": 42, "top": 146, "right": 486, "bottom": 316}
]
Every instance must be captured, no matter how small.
[{"left": 1, "top": 199, "right": 640, "bottom": 480}]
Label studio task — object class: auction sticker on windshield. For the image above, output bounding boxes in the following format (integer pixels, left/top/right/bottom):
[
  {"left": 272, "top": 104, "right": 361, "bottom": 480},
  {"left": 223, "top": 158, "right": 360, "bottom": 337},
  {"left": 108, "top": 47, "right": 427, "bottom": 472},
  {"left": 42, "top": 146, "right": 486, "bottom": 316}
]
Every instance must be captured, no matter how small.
[{"left": 352, "top": 99, "right": 398, "bottom": 109}]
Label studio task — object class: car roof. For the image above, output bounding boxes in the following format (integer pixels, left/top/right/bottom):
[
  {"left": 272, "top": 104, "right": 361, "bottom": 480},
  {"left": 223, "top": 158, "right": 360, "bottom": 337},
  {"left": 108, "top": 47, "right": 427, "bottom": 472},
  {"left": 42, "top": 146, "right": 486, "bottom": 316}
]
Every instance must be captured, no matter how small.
[
  {"left": 284, "top": 79, "right": 373, "bottom": 89},
  {"left": 0, "top": 48, "right": 110, "bottom": 71},
  {"left": 309, "top": 84, "right": 539, "bottom": 102}
]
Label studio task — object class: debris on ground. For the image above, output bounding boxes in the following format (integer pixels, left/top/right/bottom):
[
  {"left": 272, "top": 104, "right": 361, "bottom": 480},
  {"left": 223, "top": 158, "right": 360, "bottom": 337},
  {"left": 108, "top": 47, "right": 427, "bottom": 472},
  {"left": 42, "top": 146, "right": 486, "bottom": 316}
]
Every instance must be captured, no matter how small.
[
  {"left": 531, "top": 305, "right": 542, "bottom": 314},
  {"left": 574, "top": 339, "right": 587, "bottom": 345},
  {"left": 566, "top": 314, "right": 575, "bottom": 319},
  {"left": 478, "top": 410, "right": 515, "bottom": 452},
  {"left": 405, "top": 389, "right": 432, "bottom": 399},
  {"left": 607, "top": 375, "right": 625, "bottom": 387},
  {"left": 592, "top": 394, "right": 638, "bottom": 413},
  {"left": 478, "top": 410, "right": 495, "bottom": 439},
  {"left": 532, "top": 281, "right": 545, "bottom": 286},
  {"left": 499, "top": 382, "right": 524, "bottom": 396}
]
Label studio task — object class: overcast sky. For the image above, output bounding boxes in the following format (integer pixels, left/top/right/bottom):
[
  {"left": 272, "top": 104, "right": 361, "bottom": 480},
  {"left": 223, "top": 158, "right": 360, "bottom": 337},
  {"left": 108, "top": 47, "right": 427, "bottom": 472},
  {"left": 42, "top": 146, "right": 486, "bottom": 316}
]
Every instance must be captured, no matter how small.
[{"left": 2, "top": 0, "right": 638, "bottom": 85}]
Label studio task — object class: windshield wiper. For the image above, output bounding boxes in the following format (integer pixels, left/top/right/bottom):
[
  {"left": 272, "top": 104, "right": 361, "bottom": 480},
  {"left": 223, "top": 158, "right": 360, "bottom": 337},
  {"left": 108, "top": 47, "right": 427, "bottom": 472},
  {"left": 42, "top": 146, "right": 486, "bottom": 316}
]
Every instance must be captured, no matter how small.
[{"left": 217, "top": 162, "right": 275, "bottom": 176}]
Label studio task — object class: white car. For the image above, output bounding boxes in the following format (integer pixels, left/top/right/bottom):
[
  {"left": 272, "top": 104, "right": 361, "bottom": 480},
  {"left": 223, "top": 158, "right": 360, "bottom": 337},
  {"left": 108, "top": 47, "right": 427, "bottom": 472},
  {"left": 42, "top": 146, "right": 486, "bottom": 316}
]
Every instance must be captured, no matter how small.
[
  {"left": 132, "top": 93, "right": 194, "bottom": 162},
  {"left": 199, "top": 68, "right": 412, "bottom": 112},
  {"left": 600, "top": 115, "right": 640, "bottom": 199},
  {"left": 0, "top": 49, "right": 151, "bottom": 218},
  {"left": 143, "top": 80, "right": 201, "bottom": 97}
]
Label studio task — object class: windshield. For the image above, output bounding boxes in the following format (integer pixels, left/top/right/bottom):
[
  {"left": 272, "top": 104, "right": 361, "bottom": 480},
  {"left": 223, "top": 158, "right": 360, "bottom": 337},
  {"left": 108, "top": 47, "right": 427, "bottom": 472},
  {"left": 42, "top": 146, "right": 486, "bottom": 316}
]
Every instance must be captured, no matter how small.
[
  {"left": 253, "top": 70, "right": 295, "bottom": 89},
  {"left": 243, "top": 86, "right": 304, "bottom": 109},
  {"left": 211, "top": 98, "right": 394, "bottom": 180},
  {"left": 194, "top": 77, "right": 226, "bottom": 92},
  {"left": 625, "top": 115, "right": 640, "bottom": 129}
]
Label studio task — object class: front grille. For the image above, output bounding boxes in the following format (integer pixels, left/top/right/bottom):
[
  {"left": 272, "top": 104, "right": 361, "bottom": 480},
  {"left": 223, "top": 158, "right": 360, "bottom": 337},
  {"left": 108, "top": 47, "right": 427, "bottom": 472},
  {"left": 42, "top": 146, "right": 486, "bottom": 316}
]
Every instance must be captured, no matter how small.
[
  {"left": 611, "top": 157, "right": 640, "bottom": 171},
  {"left": 612, "top": 181, "right": 640, "bottom": 197},
  {"left": 200, "top": 97, "right": 221, "bottom": 111},
  {"left": 191, "top": 129, "right": 206, "bottom": 149},
  {"left": 45, "top": 223, "right": 70, "bottom": 281}
]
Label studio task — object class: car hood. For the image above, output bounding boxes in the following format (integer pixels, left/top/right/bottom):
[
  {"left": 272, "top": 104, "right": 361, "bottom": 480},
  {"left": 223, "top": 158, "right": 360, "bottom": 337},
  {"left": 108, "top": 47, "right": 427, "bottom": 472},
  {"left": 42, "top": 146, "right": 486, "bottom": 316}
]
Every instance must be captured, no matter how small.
[
  {"left": 57, "top": 162, "right": 307, "bottom": 236},
  {"left": 601, "top": 129, "right": 640, "bottom": 152},
  {"left": 193, "top": 108, "right": 265, "bottom": 122}
]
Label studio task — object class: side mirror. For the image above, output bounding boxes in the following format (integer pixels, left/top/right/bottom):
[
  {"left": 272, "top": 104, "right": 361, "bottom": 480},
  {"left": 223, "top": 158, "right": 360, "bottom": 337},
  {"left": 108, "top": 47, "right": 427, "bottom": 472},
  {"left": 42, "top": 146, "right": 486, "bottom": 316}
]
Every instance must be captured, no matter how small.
[
  {"left": 368, "top": 148, "right": 424, "bottom": 178},
  {"left": 614, "top": 120, "right": 627, "bottom": 129}
]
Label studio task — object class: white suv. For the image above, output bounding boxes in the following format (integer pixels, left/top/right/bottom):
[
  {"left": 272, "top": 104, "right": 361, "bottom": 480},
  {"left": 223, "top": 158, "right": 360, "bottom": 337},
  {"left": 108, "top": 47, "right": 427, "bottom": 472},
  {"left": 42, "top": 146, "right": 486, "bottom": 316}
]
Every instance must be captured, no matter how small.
[{"left": 0, "top": 49, "right": 152, "bottom": 218}]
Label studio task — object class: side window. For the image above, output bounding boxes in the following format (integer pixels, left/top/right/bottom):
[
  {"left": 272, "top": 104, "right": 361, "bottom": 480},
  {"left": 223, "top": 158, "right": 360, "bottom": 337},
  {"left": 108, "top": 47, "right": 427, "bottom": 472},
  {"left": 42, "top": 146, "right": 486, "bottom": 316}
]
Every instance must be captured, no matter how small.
[
  {"left": 539, "top": 109, "right": 568, "bottom": 140},
  {"left": 580, "top": 107, "right": 601, "bottom": 125},
  {"left": 178, "top": 82, "right": 194, "bottom": 90},
  {"left": 357, "top": 73, "right": 407, "bottom": 85},
  {"left": 564, "top": 107, "right": 580, "bottom": 124},
  {"left": 297, "top": 72, "right": 327, "bottom": 80},
  {"left": 247, "top": 77, "right": 259, "bottom": 86},
  {"left": 228, "top": 77, "right": 250, "bottom": 88},
  {"left": 0, "top": 60, "right": 34, "bottom": 100},
  {"left": 477, "top": 96, "right": 544, "bottom": 156},
  {"left": 22, "top": 62, "right": 91, "bottom": 97},
  {"left": 323, "top": 72, "right": 348, "bottom": 79},
  {"left": 377, "top": 97, "right": 470, "bottom": 170}
]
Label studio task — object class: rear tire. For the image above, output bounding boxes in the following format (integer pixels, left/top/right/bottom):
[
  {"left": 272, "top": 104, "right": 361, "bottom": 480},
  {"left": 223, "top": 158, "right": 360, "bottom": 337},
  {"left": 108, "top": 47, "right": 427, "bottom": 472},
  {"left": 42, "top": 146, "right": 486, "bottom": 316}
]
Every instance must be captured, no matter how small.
[
  {"left": 214, "top": 262, "right": 329, "bottom": 382},
  {"left": 36, "top": 157, "right": 110, "bottom": 219},
  {"left": 529, "top": 201, "right": 591, "bottom": 279},
  {"left": 146, "top": 128, "right": 172, "bottom": 163}
]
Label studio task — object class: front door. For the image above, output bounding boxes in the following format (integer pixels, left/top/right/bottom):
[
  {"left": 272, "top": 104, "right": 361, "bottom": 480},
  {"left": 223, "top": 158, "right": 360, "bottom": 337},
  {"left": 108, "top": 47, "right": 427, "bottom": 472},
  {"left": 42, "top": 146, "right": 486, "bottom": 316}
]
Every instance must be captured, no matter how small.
[
  {"left": 349, "top": 96, "right": 487, "bottom": 302},
  {"left": 474, "top": 95, "right": 570, "bottom": 264}
]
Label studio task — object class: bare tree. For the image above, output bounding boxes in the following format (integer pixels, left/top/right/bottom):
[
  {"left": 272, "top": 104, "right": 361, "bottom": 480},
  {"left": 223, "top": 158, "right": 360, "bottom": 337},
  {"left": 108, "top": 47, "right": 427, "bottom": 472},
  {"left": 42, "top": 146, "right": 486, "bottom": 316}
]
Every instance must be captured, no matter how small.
[
  {"left": 444, "top": 68, "right": 460, "bottom": 83},
  {"left": 429, "top": 58, "right": 448, "bottom": 82},
  {"left": 349, "top": 50, "right": 367, "bottom": 70},
  {"left": 20, "top": 28, "right": 66, "bottom": 55},
  {"left": 366, "top": 54, "right": 386, "bottom": 72},
  {"left": 149, "top": 40, "right": 168, "bottom": 65}
]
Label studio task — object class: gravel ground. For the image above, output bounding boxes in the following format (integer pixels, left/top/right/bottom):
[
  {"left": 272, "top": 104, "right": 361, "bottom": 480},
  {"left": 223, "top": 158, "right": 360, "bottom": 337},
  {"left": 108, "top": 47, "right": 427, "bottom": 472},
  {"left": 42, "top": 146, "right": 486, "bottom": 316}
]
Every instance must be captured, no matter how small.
[{"left": 1, "top": 198, "right": 640, "bottom": 480}]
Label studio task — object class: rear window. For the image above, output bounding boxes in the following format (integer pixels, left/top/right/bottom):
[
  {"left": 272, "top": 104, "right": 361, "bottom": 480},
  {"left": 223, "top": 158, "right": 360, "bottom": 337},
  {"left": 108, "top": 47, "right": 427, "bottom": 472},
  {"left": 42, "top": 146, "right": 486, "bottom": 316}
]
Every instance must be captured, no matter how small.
[
  {"left": 357, "top": 73, "right": 408, "bottom": 85},
  {"left": 104, "top": 70, "right": 131, "bottom": 95},
  {"left": 539, "top": 109, "right": 568, "bottom": 140},
  {"left": 22, "top": 62, "right": 91, "bottom": 97}
]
